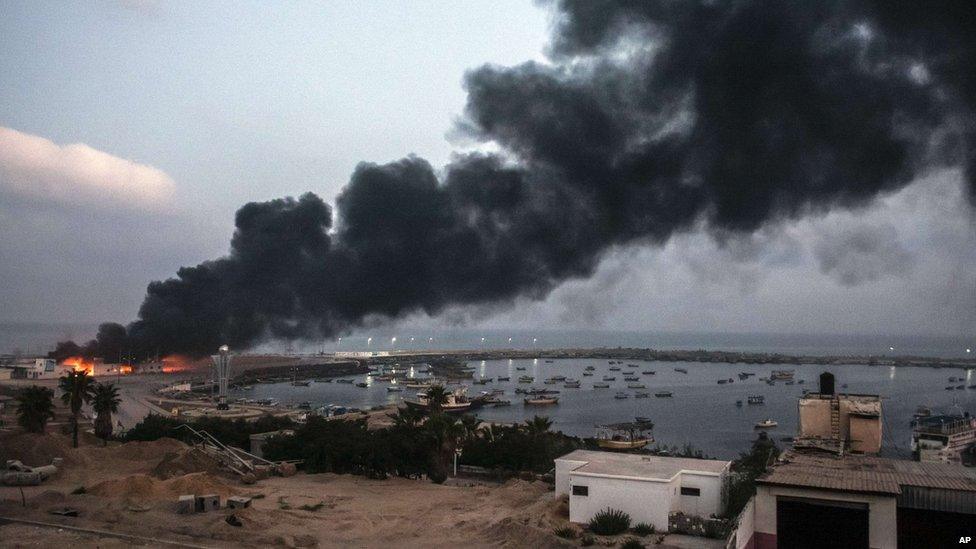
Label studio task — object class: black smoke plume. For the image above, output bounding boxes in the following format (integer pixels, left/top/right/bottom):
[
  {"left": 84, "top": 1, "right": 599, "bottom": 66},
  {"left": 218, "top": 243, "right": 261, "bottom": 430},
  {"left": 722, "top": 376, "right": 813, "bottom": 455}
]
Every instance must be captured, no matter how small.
[{"left": 59, "top": 0, "right": 976, "bottom": 359}]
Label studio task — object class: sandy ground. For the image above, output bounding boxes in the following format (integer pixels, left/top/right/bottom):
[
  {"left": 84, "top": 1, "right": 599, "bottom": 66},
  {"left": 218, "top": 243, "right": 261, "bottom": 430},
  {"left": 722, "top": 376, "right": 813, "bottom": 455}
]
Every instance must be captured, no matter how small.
[{"left": 0, "top": 432, "right": 722, "bottom": 548}]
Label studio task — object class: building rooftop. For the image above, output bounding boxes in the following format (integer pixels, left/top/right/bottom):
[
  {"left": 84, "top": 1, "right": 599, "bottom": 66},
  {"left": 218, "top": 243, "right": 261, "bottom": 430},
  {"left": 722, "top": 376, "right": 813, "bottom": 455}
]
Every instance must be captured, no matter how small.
[
  {"left": 799, "top": 392, "right": 881, "bottom": 402},
  {"left": 558, "top": 450, "right": 730, "bottom": 481},
  {"left": 758, "top": 450, "right": 976, "bottom": 496}
]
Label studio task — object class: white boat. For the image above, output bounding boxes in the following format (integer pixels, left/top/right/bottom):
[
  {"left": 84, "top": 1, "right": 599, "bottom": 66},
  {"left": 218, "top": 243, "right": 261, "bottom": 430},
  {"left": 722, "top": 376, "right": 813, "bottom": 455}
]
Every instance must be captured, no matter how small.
[
  {"left": 524, "top": 396, "right": 559, "bottom": 405},
  {"left": 755, "top": 419, "right": 778, "bottom": 429},
  {"left": 596, "top": 420, "right": 654, "bottom": 450}
]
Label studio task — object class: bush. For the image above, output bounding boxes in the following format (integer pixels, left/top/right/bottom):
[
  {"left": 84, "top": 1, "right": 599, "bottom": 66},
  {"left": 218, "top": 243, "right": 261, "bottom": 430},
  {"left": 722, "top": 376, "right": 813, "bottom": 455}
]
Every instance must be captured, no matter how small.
[
  {"left": 588, "top": 508, "right": 631, "bottom": 536},
  {"left": 620, "top": 539, "right": 644, "bottom": 549},
  {"left": 632, "top": 522, "right": 655, "bottom": 536},
  {"left": 554, "top": 526, "right": 578, "bottom": 539},
  {"left": 580, "top": 534, "right": 595, "bottom": 547}
]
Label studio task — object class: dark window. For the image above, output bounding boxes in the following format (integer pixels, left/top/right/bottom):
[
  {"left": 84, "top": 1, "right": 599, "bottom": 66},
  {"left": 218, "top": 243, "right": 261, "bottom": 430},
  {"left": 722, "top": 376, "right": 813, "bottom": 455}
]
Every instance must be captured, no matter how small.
[
  {"left": 680, "top": 487, "right": 701, "bottom": 496},
  {"left": 572, "top": 485, "right": 588, "bottom": 496}
]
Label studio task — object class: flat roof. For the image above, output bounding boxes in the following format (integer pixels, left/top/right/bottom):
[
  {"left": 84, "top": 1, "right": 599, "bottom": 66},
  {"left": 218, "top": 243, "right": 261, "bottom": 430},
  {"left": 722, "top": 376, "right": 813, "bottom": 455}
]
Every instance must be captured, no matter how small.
[
  {"left": 558, "top": 450, "right": 729, "bottom": 481},
  {"left": 758, "top": 450, "right": 976, "bottom": 496}
]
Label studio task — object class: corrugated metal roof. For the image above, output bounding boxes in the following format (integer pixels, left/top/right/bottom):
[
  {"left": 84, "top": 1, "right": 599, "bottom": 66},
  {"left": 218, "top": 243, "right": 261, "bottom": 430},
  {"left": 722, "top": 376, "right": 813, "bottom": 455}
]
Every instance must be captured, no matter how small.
[{"left": 757, "top": 451, "right": 976, "bottom": 497}]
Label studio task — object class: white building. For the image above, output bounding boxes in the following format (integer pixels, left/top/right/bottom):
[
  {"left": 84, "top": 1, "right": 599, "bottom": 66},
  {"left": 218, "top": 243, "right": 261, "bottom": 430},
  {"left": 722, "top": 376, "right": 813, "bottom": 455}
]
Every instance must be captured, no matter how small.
[
  {"left": 0, "top": 357, "right": 60, "bottom": 379},
  {"left": 555, "top": 450, "right": 731, "bottom": 531}
]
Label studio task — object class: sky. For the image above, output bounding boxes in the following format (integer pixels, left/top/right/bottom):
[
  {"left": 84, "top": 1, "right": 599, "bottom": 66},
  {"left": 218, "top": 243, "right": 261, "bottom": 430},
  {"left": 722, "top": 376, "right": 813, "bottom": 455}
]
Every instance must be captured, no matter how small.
[{"left": 0, "top": 1, "right": 973, "bottom": 340}]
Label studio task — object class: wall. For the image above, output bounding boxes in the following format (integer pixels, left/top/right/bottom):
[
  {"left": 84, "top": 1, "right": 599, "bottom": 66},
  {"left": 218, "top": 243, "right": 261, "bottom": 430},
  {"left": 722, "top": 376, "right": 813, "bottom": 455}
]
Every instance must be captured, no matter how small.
[
  {"left": 554, "top": 457, "right": 589, "bottom": 498},
  {"left": 798, "top": 399, "right": 832, "bottom": 438},
  {"left": 732, "top": 497, "right": 756, "bottom": 549},
  {"left": 568, "top": 473, "right": 675, "bottom": 531},
  {"left": 850, "top": 415, "right": 882, "bottom": 454},
  {"left": 679, "top": 470, "right": 726, "bottom": 517},
  {"left": 753, "top": 485, "right": 897, "bottom": 549}
]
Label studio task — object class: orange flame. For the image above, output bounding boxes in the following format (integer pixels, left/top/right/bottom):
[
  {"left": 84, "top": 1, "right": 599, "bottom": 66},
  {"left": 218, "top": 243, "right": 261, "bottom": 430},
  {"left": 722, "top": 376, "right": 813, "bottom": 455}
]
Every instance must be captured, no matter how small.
[
  {"left": 61, "top": 356, "right": 94, "bottom": 375},
  {"left": 119, "top": 365, "right": 134, "bottom": 375},
  {"left": 161, "top": 355, "right": 194, "bottom": 374}
]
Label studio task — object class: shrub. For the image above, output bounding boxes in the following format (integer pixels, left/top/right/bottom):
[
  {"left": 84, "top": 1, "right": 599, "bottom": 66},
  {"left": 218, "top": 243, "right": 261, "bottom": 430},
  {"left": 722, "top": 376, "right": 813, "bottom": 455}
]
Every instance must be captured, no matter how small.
[
  {"left": 580, "top": 534, "right": 595, "bottom": 547},
  {"left": 554, "top": 526, "right": 578, "bottom": 539},
  {"left": 588, "top": 508, "right": 631, "bottom": 536},
  {"left": 620, "top": 539, "right": 644, "bottom": 549},
  {"left": 632, "top": 522, "right": 654, "bottom": 536}
]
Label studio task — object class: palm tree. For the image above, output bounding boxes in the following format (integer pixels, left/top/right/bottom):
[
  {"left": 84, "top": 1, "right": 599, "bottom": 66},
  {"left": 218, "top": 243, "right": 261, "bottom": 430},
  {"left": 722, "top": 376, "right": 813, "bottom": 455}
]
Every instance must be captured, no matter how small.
[
  {"left": 388, "top": 406, "right": 425, "bottom": 429},
  {"left": 524, "top": 415, "right": 553, "bottom": 436},
  {"left": 59, "top": 369, "right": 95, "bottom": 448},
  {"left": 15, "top": 386, "right": 56, "bottom": 433},
  {"left": 424, "top": 384, "right": 450, "bottom": 414},
  {"left": 90, "top": 382, "right": 122, "bottom": 445}
]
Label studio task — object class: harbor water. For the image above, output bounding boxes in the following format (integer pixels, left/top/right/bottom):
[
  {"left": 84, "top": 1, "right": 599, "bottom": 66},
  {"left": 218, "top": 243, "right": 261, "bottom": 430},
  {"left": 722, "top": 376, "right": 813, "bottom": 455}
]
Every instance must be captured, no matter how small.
[{"left": 230, "top": 358, "right": 976, "bottom": 460}]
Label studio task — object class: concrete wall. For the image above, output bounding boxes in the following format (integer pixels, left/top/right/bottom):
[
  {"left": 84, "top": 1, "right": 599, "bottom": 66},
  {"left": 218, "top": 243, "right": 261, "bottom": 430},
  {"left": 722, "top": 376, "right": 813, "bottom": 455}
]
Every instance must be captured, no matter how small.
[
  {"left": 679, "top": 471, "right": 726, "bottom": 518},
  {"left": 554, "top": 457, "right": 589, "bottom": 498},
  {"left": 753, "top": 485, "right": 897, "bottom": 549},
  {"left": 850, "top": 415, "right": 882, "bottom": 454},
  {"left": 732, "top": 497, "right": 756, "bottom": 549},
  {"left": 798, "top": 399, "right": 833, "bottom": 439},
  {"left": 568, "top": 474, "right": 676, "bottom": 531}
]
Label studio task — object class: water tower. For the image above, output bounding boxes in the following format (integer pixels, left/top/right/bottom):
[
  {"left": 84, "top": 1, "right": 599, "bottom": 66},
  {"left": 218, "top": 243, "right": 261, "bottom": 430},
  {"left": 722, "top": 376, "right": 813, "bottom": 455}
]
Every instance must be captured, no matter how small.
[{"left": 212, "top": 345, "right": 232, "bottom": 410}]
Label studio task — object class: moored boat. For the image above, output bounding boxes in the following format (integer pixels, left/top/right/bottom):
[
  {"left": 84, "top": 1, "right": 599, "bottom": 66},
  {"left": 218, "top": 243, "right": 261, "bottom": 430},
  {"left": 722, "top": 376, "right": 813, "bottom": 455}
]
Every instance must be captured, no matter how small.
[
  {"left": 747, "top": 395, "right": 765, "bottom": 405},
  {"left": 593, "top": 382, "right": 610, "bottom": 389},
  {"left": 674, "top": 368, "right": 688, "bottom": 374},
  {"left": 627, "top": 383, "right": 645, "bottom": 389},
  {"left": 654, "top": 391, "right": 673, "bottom": 398},
  {"left": 524, "top": 396, "right": 559, "bottom": 405},
  {"left": 596, "top": 420, "right": 654, "bottom": 450},
  {"left": 614, "top": 392, "right": 629, "bottom": 399},
  {"left": 755, "top": 419, "right": 778, "bottom": 429}
]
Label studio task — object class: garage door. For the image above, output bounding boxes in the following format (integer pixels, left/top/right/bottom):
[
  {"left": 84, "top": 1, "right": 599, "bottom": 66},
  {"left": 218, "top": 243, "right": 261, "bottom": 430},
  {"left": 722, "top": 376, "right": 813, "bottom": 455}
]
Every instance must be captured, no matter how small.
[{"left": 776, "top": 497, "right": 869, "bottom": 549}]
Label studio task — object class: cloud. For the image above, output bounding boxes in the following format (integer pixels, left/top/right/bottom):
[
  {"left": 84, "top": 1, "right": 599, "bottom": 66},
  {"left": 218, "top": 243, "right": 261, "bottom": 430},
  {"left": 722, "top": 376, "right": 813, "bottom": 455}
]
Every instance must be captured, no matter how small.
[
  {"left": 0, "top": 126, "right": 175, "bottom": 211},
  {"left": 813, "top": 223, "right": 915, "bottom": 286}
]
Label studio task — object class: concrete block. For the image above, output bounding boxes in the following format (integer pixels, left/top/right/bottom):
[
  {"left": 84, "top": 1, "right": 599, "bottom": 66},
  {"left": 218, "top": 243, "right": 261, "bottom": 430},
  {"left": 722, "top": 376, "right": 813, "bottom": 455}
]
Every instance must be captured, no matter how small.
[
  {"left": 227, "top": 496, "right": 252, "bottom": 509},
  {"left": 195, "top": 494, "right": 220, "bottom": 512},
  {"left": 177, "top": 495, "right": 195, "bottom": 514}
]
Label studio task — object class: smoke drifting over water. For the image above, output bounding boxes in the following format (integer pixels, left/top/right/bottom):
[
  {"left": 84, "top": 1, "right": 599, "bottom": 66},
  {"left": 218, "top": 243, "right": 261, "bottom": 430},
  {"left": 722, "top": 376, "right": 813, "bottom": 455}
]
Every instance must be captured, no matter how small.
[{"left": 70, "top": 1, "right": 976, "bottom": 358}]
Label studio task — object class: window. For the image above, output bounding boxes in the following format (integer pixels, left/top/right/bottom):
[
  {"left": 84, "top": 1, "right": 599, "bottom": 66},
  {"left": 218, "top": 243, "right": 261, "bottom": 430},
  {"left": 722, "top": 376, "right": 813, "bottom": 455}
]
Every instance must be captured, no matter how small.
[
  {"left": 680, "top": 487, "right": 701, "bottom": 497},
  {"left": 572, "top": 485, "right": 589, "bottom": 496}
]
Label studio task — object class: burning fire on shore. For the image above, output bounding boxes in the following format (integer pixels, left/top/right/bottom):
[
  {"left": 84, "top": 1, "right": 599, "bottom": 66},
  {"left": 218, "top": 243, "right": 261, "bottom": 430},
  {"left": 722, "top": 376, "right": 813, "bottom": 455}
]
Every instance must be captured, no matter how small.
[
  {"left": 61, "top": 356, "right": 95, "bottom": 375},
  {"left": 161, "top": 355, "right": 195, "bottom": 374}
]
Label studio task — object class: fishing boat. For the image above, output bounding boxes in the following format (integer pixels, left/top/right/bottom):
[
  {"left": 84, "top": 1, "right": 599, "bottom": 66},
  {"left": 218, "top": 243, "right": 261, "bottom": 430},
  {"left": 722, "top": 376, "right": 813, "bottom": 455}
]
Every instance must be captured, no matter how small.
[
  {"left": 596, "top": 420, "right": 654, "bottom": 450},
  {"left": 405, "top": 386, "right": 484, "bottom": 414},
  {"left": 946, "top": 386, "right": 955, "bottom": 391},
  {"left": 622, "top": 371, "right": 635, "bottom": 375},
  {"left": 492, "top": 400, "right": 512, "bottom": 407},
  {"left": 518, "top": 375, "right": 534, "bottom": 383},
  {"left": 627, "top": 383, "right": 645, "bottom": 389},
  {"left": 748, "top": 395, "right": 765, "bottom": 405},
  {"left": 386, "top": 386, "right": 404, "bottom": 392},
  {"left": 634, "top": 392, "right": 650, "bottom": 398},
  {"left": 718, "top": 379, "right": 728, "bottom": 384},
  {"left": 355, "top": 382, "right": 368, "bottom": 388},
  {"left": 583, "top": 372, "right": 594, "bottom": 376},
  {"left": 524, "top": 396, "right": 559, "bottom": 405},
  {"left": 473, "top": 378, "right": 491, "bottom": 385},
  {"left": 543, "top": 377, "right": 559, "bottom": 385},
  {"left": 336, "top": 379, "right": 354, "bottom": 384},
  {"left": 516, "top": 366, "right": 526, "bottom": 371},
  {"left": 642, "top": 370, "right": 656, "bottom": 375},
  {"left": 593, "top": 382, "right": 610, "bottom": 389},
  {"left": 755, "top": 419, "right": 778, "bottom": 429},
  {"left": 626, "top": 364, "right": 638, "bottom": 368},
  {"left": 654, "top": 390, "right": 673, "bottom": 398},
  {"left": 770, "top": 370, "right": 795, "bottom": 381},
  {"left": 624, "top": 376, "right": 640, "bottom": 382},
  {"left": 949, "top": 377, "right": 958, "bottom": 382},
  {"left": 291, "top": 380, "right": 311, "bottom": 387},
  {"left": 585, "top": 366, "right": 596, "bottom": 371},
  {"left": 603, "top": 376, "right": 616, "bottom": 381},
  {"left": 614, "top": 392, "right": 629, "bottom": 399},
  {"left": 497, "top": 376, "right": 510, "bottom": 381},
  {"left": 785, "top": 380, "right": 795, "bottom": 386},
  {"left": 544, "top": 360, "right": 554, "bottom": 363},
  {"left": 564, "top": 379, "right": 581, "bottom": 388},
  {"left": 609, "top": 366, "right": 621, "bottom": 371},
  {"left": 674, "top": 368, "right": 688, "bottom": 374}
]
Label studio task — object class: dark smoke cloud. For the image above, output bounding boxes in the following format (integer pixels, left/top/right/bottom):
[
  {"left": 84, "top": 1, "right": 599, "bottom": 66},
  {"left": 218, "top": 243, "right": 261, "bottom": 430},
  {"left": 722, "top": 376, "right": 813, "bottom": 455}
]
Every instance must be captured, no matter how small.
[{"left": 63, "top": 0, "right": 976, "bottom": 358}]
